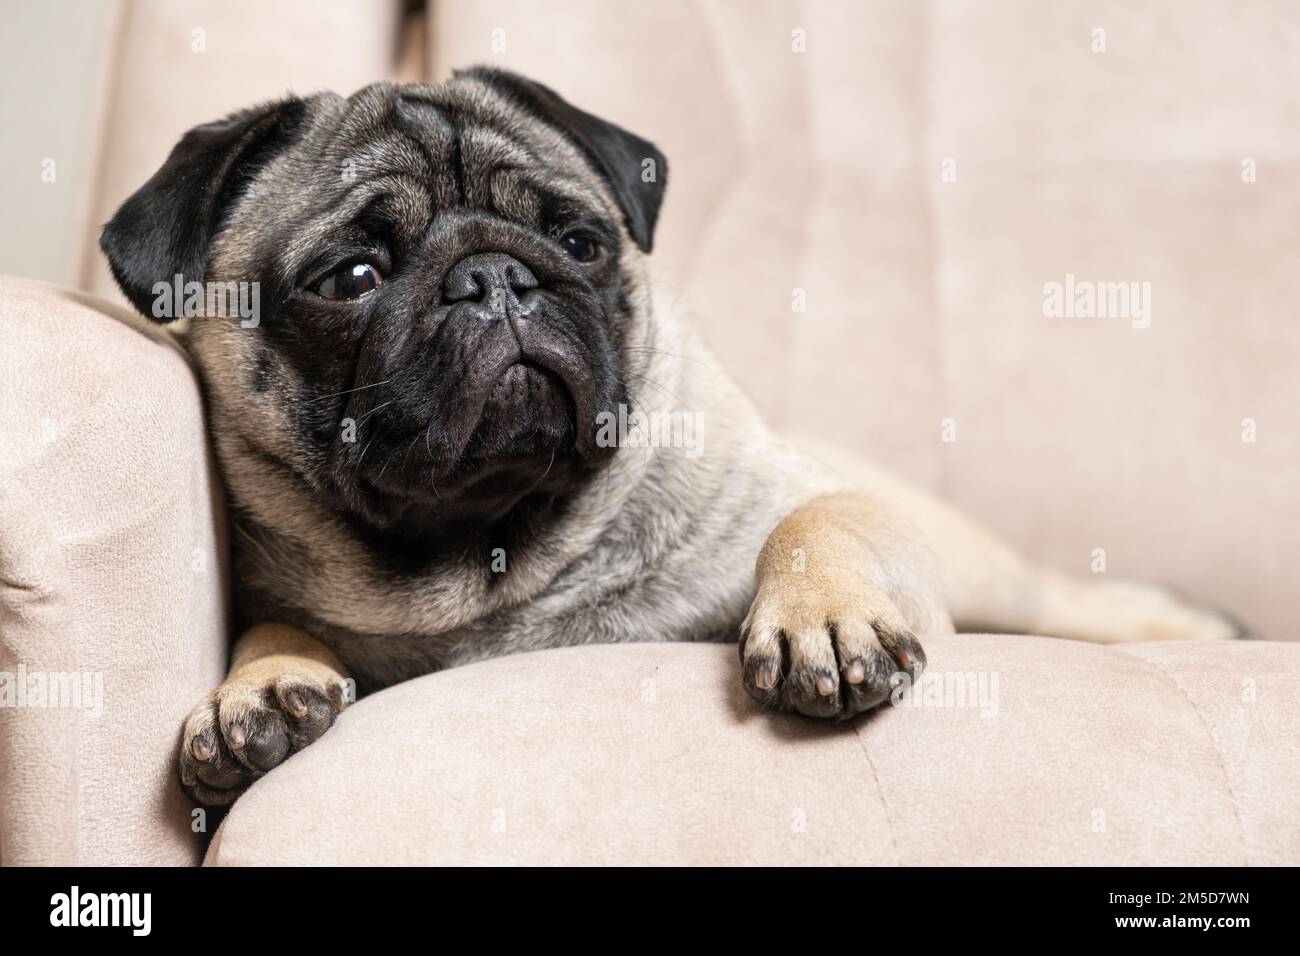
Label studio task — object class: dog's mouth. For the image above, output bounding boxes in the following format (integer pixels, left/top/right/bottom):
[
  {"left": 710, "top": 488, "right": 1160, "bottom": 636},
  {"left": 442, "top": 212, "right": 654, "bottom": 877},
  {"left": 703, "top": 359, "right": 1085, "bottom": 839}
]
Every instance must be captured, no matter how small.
[
  {"left": 458, "top": 358, "right": 579, "bottom": 468},
  {"left": 339, "top": 298, "right": 616, "bottom": 532},
  {"left": 486, "top": 359, "right": 570, "bottom": 411},
  {"left": 451, "top": 318, "right": 601, "bottom": 463}
]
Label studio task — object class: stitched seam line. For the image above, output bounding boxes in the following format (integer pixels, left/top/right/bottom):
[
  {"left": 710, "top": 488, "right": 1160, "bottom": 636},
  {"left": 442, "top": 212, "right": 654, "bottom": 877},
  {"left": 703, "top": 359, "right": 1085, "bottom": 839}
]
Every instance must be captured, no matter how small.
[
  {"left": 849, "top": 722, "right": 902, "bottom": 866},
  {"left": 1117, "top": 647, "right": 1250, "bottom": 865}
]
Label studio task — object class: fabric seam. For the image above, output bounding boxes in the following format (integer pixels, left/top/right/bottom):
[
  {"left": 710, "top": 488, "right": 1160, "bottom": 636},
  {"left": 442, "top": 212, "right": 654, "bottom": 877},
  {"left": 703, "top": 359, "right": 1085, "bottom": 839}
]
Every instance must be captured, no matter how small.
[{"left": 1116, "top": 646, "right": 1251, "bottom": 865}]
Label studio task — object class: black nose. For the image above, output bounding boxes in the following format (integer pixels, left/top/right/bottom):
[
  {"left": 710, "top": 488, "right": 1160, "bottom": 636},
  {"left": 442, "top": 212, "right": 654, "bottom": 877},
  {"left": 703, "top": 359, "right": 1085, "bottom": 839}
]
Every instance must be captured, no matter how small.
[{"left": 442, "top": 253, "right": 539, "bottom": 315}]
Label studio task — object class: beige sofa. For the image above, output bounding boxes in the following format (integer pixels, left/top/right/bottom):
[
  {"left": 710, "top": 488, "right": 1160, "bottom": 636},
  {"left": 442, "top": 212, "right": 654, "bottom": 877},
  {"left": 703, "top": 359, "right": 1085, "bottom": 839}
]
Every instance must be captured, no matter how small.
[{"left": 1, "top": 1, "right": 1297, "bottom": 865}]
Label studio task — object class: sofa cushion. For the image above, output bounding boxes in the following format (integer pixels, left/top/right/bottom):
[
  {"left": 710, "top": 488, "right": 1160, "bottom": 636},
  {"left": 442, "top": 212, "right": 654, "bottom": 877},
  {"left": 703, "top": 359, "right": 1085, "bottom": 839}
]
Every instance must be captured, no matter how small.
[{"left": 205, "top": 635, "right": 1300, "bottom": 866}]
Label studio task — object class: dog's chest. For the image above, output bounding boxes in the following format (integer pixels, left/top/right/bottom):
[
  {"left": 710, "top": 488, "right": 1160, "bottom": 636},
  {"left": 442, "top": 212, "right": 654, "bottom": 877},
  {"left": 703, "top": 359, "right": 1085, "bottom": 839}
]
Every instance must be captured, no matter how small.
[{"left": 313, "top": 550, "right": 758, "bottom": 695}]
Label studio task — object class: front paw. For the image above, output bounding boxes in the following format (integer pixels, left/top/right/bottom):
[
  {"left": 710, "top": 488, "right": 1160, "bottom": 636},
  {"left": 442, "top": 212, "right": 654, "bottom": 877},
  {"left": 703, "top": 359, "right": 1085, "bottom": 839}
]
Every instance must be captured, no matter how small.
[
  {"left": 740, "top": 583, "right": 926, "bottom": 720},
  {"left": 178, "top": 667, "right": 347, "bottom": 806}
]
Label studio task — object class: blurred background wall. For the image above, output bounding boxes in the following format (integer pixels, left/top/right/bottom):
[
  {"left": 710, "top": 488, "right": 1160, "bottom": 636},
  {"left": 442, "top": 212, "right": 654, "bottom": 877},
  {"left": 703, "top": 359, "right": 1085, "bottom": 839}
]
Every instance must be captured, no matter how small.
[{"left": 1, "top": 0, "right": 1296, "bottom": 639}]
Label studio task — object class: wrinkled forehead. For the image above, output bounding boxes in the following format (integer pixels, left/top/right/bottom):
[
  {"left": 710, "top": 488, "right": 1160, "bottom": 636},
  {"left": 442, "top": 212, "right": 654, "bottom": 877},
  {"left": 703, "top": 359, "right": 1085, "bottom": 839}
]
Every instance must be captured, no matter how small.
[{"left": 215, "top": 79, "right": 618, "bottom": 282}]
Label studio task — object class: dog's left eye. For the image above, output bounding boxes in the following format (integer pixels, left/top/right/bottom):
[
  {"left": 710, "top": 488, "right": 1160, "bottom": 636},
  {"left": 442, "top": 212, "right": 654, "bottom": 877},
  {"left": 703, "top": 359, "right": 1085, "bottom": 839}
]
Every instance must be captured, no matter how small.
[
  {"left": 314, "top": 262, "right": 383, "bottom": 300},
  {"left": 561, "top": 234, "right": 601, "bottom": 263}
]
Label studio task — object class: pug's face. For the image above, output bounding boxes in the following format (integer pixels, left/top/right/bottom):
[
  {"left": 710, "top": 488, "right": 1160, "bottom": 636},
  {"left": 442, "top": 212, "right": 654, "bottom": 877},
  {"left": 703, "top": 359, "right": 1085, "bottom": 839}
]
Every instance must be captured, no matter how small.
[{"left": 100, "top": 69, "right": 667, "bottom": 547}]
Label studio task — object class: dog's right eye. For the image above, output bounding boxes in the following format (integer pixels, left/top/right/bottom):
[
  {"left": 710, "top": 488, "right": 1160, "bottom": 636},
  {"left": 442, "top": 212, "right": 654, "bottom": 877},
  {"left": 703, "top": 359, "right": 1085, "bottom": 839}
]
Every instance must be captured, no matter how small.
[{"left": 314, "top": 262, "right": 383, "bottom": 300}]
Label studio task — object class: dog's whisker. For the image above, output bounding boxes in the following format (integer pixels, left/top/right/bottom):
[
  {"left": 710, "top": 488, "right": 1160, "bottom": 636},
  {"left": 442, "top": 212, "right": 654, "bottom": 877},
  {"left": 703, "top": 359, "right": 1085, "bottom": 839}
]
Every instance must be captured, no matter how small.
[
  {"left": 620, "top": 371, "right": 687, "bottom": 406},
  {"left": 356, "top": 433, "right": 378, "bottom": 467},
  {"left": 302, "top": 379, "right": 392, "bottom": 404},
  {"left": 517, "top": 447, "right": 558, "bottom": 499},
  {"left": 602, "top": 345, "right": 709, "bottom": 368},
  {"left": 353, "top": 400, "right": 393, "bottom": 424}
]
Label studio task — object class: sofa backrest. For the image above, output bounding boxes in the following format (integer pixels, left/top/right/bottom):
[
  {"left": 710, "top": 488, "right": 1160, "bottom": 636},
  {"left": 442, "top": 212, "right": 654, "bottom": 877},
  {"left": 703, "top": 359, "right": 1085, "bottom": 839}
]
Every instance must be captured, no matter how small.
[{"left": 3, "top": 0, "right": 1294, "bottom": 638}]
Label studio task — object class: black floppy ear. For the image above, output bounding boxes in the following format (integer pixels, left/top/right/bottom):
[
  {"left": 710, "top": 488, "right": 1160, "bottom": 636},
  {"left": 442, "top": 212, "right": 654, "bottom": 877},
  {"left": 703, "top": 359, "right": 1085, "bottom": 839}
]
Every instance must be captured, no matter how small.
[
  {"left": 462, "top": 67, "right": 668, "bottom": 253},
  {"left": 99, "top": 97, "right": 309, "bottom": 319}
]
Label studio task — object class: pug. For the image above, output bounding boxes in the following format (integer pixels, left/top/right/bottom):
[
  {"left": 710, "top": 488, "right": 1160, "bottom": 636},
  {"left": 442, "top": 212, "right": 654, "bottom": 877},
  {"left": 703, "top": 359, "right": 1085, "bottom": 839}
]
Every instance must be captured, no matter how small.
[{"left": 99, "top": 68, "right": 1243, "bottom": 806}]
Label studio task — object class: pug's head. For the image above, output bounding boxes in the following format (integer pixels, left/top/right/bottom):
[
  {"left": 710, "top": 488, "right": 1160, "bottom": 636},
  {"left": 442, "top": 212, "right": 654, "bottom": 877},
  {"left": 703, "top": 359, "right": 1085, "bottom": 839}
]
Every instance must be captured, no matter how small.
[{"left": 100, "top": 69, "right": 667, "bottom": 549}]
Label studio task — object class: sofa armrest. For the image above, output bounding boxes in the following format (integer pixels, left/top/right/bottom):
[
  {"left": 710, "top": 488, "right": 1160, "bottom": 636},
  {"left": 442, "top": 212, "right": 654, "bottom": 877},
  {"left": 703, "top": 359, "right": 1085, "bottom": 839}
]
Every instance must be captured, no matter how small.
[
  {"left": 207, "top": 637, "right": 1300, "bottom": 866},
  {"left": 0, "top": 277, "right": 228, "bottom": 865}
]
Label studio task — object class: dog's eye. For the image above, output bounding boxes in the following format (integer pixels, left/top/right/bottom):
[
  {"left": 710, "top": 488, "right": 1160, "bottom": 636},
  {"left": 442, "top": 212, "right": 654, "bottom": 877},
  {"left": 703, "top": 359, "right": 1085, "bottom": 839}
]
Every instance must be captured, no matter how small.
[
  {"left": 561, "top": 234, "right": 601, "bottom": 263},
  {"left": 315, "top": 262, "right": 383, "bottom": 299}
]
